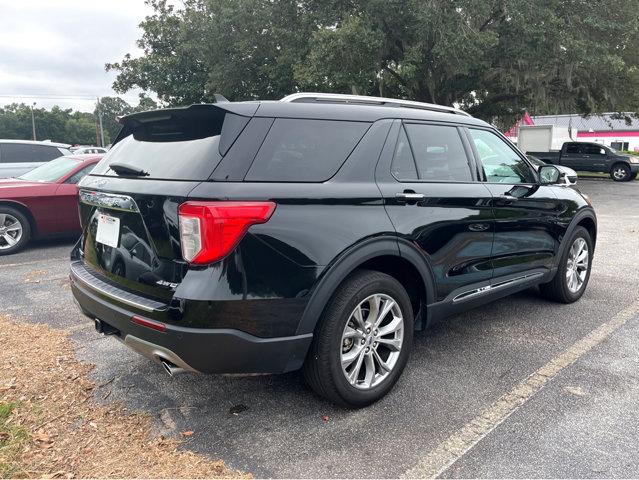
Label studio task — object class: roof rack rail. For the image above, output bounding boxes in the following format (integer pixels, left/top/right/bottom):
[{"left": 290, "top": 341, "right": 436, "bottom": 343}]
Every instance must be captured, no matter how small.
[{"left": 280, "top": 92, "right": 471, "bottom": 117}]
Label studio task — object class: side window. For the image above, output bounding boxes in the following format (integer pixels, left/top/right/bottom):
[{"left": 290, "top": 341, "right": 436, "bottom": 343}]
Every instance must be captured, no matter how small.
[
  {"left": 583, "top": 144, "right": 605, "bottom": 155},
  {"left": 565, "top": 143, "right": 582, "bottom": 154},
  {"left": 394, "top": 123, "right": 472, "bottom": 182},
  {"left": 0, "top": 144, "right": 62, "bottom": 163},
  {"left": 391, "top": 127, "right": 418, "bottom": 180},
  {"left": 469, "top": 129, "right": 535, "bottom": 184},
  {"left": 245, "top": 118, "right": 370, "bottom": 182},
  {"left": 65, "top": 164, "right": 95, "bottom": 184}
]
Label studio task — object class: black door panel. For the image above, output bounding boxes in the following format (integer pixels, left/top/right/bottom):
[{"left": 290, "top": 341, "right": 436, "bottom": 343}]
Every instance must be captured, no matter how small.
[
  {"left": 376, "top": 120, "right": 494, "bottom": 302},
  {"left": 484, "top": 183, "right": 560, "bottom": 277}
]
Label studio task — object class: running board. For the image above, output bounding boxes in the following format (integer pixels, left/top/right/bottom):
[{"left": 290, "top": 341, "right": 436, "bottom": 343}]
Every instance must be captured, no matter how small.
[{"left": 452, "top": 272, "right": 544, "bottom": 303}]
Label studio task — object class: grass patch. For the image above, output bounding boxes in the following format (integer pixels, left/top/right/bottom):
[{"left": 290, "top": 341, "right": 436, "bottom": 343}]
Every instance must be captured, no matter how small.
[
  {"left": 0, "top": 401, "right": 29, "bottom": 478},
  {"left": 0, "top": 315, "right": 247, "bottom": 478}
]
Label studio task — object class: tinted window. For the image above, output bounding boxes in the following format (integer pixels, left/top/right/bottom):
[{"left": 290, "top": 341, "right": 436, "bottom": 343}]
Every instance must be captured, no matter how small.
[
  {"left": 91, "top": 108, "right": 243, "bottom": 180},
  {"left": 92, "top": 134, "right": 222, "bottom": 181},
  {"left": 245, "top": 119, "right": 369, "bottom": 182},
  {"left": 469, "top": 129, "right": 535, "bottom": 184},
  {"left": 0, "top": 143, "right": 62, "bottom": 163},
  {"left": 583, "top": 144, "right": 605, "bottom": 155},
  {"left": 565, "top": 143, "right": 582, "bottom": 154},
  {"left": 391, "top": 127, "right": 418, "bottom": 179},
  {"left": 18, "top": 156, "right": 82, "bottom": 182},
  {"left": 399, "top": 123, "right": 472, "bottom": 182}
]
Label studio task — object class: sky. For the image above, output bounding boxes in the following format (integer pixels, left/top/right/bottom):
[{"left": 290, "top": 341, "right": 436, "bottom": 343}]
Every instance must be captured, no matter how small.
[{"left": 0, "top": 0, "right": 155, "bottom": 112}]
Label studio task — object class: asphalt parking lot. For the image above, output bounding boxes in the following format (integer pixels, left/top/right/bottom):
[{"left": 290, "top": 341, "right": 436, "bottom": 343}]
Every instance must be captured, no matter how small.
[{"left": 2, "top": 178, "right": 639, "bottom": 478}]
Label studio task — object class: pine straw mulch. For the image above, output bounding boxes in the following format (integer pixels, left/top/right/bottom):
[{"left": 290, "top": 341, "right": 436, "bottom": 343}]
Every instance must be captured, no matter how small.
[{"left": 0, "top": 315, "right": 248, "bottom": 479}]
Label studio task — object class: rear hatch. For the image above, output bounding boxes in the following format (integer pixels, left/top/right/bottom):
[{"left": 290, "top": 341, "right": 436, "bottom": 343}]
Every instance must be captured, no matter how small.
[{"left": 77, "top": 103, "right": 256, "bottom": 302}]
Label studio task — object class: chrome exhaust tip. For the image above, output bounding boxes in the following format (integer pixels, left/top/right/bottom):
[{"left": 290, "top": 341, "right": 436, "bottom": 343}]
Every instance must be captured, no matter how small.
[{"left": 160, "top": 358, "right": 185, "bottom": 377}]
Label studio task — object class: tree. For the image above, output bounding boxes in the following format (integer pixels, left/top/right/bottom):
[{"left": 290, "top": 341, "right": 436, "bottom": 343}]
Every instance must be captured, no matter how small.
[
  {"left": 107, "top": 0, "right": 639, "bottom": 125},
  {"left": 0, "top": 97, "right": 154, "bottom": 145}
]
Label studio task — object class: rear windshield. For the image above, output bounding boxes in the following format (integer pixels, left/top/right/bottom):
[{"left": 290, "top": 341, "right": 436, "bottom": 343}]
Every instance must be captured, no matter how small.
[
  {"left": 91, "top": 134, "right": 222, "bottom": 181},
  {"left": 90, "top": 108, "right": 242, "bottom": 181},
  {"left": 245, "top": 119, "right": 370, "bottom": 182}
]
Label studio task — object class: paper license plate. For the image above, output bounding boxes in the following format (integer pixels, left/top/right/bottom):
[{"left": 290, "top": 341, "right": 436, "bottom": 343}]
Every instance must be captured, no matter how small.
[{"left": 95, "top": 214, "right": 120, "bottom": 248}]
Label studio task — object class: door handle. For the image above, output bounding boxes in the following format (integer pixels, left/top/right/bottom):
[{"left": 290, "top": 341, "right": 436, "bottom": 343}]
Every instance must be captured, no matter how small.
[{"left": 395, "top": 191, "right": 425, "bottom": 203}]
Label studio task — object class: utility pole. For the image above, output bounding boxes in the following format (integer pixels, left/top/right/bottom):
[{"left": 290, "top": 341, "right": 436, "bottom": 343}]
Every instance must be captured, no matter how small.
[
  {"left": 96, "top": 97, "right": 105, "bottom": 147},
  {"left": 30, "top": 102, "right": 36, "bottom": 140}
]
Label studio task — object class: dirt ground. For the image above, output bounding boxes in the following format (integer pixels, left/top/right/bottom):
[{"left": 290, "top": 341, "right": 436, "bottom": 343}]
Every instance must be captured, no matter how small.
[{"left": 0, "top": 314, "right": 247, "bottom": 479}]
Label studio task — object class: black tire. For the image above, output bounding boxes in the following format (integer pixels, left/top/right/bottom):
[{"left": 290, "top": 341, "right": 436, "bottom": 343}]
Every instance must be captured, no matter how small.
[
  {"left": 303, "top": 269, "right": 414, "bottom": 408},
  {"left": 610, "top": 163, "right": 632, "bottom": 182},
  {"left": 539, "top": 226, "right": 593, "bottom": 303},
  {"left": 0, "top": 207, "right": 31, "bottom": 256}
]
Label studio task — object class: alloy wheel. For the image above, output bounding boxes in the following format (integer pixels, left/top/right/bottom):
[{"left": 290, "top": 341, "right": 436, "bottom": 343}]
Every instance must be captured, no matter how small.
[
  {"left": 613, "top": 167, "right": 628, "bottom": 181},
  {"left": 566, "top": 237, "right": 589, "bottom": 293},
  {"left": 340, "top": 293, "right": 404, "bottom": 390},
  {"left": 0, "top": 213, "right": 23, "bottom": 250}
]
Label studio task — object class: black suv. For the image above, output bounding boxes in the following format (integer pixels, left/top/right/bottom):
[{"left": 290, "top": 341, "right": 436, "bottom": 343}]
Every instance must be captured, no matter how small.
[{"left": 70, "top": 93, "right": 597, "bottom": 407}]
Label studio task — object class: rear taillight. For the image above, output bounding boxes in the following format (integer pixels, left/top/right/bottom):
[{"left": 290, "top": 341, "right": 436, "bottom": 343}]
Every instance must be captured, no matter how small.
[{"left": 178, "top": 201, "right": 276, "bottom": 264}]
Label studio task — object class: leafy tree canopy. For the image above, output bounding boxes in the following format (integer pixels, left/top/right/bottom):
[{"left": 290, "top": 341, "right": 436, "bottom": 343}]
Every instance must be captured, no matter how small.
[
  {"left": 106, "top": 0, "right": 639, "bottom": 126},
  {"left": 0, "top": 95, "right": 157, "bottom": 145}
]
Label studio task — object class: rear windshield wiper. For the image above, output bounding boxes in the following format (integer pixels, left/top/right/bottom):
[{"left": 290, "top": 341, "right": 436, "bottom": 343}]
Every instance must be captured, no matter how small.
[{"left": 108, "top": 162, "right": 150, "bottom": 177}]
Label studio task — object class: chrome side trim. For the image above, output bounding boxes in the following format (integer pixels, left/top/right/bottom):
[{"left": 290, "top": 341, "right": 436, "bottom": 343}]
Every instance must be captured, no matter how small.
[
  {"left": 79, "top": 190, "right": 140, "bottom": 213},
  {"left": 280, "top": 92, "right": 472, "bottom": 117},
  {"left": 452, "top": 272, "right": 544, "bottom": 303},
  {"left": 70, "top": 261, "right": 166, "bottom": 313}
]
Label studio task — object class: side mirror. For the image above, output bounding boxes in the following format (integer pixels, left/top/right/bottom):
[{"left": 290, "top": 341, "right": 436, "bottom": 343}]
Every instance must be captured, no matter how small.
[{"left": 539, "top": 165, "right": 562, "bottom": 185}]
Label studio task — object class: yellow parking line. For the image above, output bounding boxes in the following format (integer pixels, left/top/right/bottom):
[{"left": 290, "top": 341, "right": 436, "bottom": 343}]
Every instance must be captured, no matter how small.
[{"left": 402, "top": 299, "right": 639, "bottom": 479}]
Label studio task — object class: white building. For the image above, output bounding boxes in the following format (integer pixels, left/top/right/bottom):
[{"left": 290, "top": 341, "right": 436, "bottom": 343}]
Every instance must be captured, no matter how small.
[{"left": 506, "top": 112, "right": 639, "bottom": 151}]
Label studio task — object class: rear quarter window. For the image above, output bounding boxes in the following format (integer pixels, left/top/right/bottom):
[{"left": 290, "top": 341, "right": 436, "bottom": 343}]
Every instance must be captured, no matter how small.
[{"left": 245, "top": 118, "right": 370, "bottom": 182}]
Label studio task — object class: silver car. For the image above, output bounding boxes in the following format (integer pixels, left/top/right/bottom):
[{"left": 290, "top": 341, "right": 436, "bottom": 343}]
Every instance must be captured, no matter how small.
[{"left": 0, "top": 140, "right": 71, "bottom": 178}]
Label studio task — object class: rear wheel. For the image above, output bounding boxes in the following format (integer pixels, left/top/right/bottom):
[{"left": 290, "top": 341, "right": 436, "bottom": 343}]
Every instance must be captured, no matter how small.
[
  {"left": 303, "top": 270, "right": 413, "bottom": 407},
  {"left": 539, "top": 226, "right": 592, "bottom": 303},
  {"left": 610, "top": 163, "right": 631, "bottom": 182},
  {"left": 0, "top": 207, "right": 30, "bottom": 255}
]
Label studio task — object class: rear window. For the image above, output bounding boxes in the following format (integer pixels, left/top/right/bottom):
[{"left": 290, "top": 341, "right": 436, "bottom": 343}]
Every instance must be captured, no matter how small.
[
  {"left": 245, "top": 119, "right": 370, "bottom": 182},
  {"left": 91, "top": 108, "right": 245, "bottom": 180},
  {"left": 92, "top": 134, "right": 222, "bottom": 181}
]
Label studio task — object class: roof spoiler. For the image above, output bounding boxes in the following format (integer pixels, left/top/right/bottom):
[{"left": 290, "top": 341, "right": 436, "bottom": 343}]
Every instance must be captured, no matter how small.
[{"left": 113, "top": 102, "right": 258, "bottom": 145}]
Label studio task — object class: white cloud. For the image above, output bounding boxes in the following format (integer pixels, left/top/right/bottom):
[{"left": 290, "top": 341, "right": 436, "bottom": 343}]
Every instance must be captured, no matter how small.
[{"left": 0, "top": 0, "right": 155, "bottom": 112}]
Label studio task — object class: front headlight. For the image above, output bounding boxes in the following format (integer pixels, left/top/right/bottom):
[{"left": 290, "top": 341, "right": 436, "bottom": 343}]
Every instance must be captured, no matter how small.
[{"left": 628, "top": 156, "right": 639, "bottom": 164}]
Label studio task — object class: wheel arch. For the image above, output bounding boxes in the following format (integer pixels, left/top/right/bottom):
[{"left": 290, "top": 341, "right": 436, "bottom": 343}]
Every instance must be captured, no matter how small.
[
  {"left": 556, "top": 207, "right": 597, "bottom": 267},
  {"left": 296, "top": 237, "right": 436, "bottom": 335},
  {"left": 0, "top": 200, "right": 38, "bottom": 237}
]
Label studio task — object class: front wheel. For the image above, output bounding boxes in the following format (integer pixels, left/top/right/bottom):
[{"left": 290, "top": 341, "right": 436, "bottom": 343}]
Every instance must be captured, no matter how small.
[
  {"left": 539, "top": 226, "right": 593, "bottom": 303},
  {"left": 0, "top": 207, "right": 31, "bottom": 255},
  {"left": 303, "top": 270, "right": 413, "bottom": 407},
  {"left": 610, "top": 163, "right": 632, "bottom": 182}
]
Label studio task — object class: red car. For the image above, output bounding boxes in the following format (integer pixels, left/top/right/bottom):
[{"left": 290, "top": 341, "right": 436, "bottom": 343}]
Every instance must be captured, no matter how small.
[{"left": 0, "top": 154, "right": 102, "bottom": 255}]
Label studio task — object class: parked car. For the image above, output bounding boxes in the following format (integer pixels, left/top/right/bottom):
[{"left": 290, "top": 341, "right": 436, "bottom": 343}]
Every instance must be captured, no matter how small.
[
  {"left": 71, "top": 146, "right": 108, "bottom": 155},
  {"left": 0, "top": 154, "right": 101, "bottom": 255},
  {"left": 527, "top": 155, "right": 578, "bottom": 185},
  {"left": 70, "top": 93, "right": 596, "bottom": 407},
  {"left": 529, "top": 141, "right": 639, "bottom": 182},
  {"left": 0, "top": 140, "right": 71, "bottom": 178}
]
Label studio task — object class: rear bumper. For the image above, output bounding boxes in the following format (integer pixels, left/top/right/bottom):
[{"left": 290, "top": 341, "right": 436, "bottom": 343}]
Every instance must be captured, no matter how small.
[{"left": 70, "top": 261, "right": 313, "bottom": 374}]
